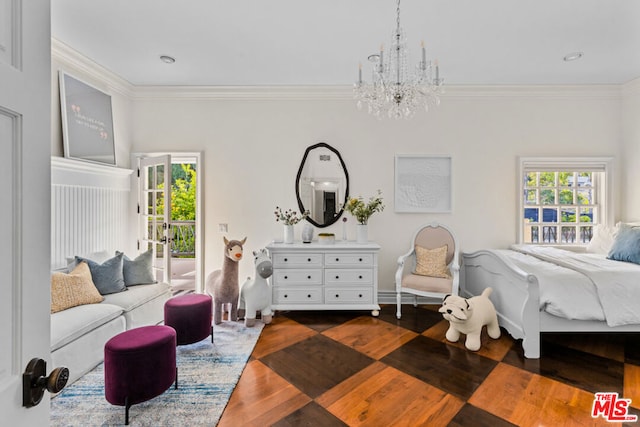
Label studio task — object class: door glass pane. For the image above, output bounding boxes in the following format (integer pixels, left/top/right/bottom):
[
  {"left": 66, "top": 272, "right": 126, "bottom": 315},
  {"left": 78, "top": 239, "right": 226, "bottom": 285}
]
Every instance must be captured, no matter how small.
[
  {"left": 147, "top": 192, "right": 154, "bottom": 215},
  {"left": 156, "top": 165, "right": 165, "bottom": 186},
  {"left": 147, "top": 167, "right": 154, "bottom": 190},
  {"left": 524, "top": 189, "right": 537, "bottom": 205}
]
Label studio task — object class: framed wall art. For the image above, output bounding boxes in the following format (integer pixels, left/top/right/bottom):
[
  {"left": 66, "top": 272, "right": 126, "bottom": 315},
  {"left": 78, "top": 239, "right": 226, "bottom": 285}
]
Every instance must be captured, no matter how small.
[
  {"left": 394, "top": 155, "right": 452, "bottom": 213},
  {"left": 59, "top": 71, "right": 116, "bottom": 165}
]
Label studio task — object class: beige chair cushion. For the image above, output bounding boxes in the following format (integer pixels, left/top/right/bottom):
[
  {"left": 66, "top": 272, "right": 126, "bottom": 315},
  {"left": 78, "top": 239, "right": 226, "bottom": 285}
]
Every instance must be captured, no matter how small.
[
  {"left": 414, "top": 244, "right": 451, "bottom": 278},
  {"left": 51, "top": 262, "right": 104, "bottom": 313},
  {"left": 402, "top": 273, "right": 453, "bottom": 294}
]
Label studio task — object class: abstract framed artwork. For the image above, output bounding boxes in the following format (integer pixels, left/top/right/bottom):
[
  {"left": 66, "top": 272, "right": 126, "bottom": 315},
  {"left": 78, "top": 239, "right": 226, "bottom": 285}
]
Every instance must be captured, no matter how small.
[
  {"left": 59, "top": 71, "right": 116, "bottom": 165},
  {"left": 394, "top": 155, "right": 452, "bottom": 213}
]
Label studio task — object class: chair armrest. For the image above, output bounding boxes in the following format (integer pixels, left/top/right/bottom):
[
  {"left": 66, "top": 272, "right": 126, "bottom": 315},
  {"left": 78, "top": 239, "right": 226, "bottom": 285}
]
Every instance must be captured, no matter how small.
[{"left": 395, "top": 250, "right": 415, "bottom": 290}]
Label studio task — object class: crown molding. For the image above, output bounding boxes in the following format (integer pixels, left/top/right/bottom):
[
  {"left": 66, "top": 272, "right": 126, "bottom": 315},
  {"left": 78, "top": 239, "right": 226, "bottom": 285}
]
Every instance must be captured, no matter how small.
[
  {"left": 51, "top": 38, "right": 135, "bottom": 98},
  {"left": 132, "top": 83, "right": 621, "bottom": 102},
  {"left": 622, "top": 77, "right": 640, "bottom": 97}
]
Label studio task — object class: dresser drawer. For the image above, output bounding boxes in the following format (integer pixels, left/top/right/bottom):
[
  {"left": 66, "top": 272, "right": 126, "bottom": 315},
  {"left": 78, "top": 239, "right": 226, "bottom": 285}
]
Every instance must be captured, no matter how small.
[
  {"left": 274, "top": 288, "right": 322, "bottom": 304},
  {"left": 324, "top": 269, "right": 373, "bottom": 285},
  {"left": 272, "top": 253, "right": 323, "bottom": 268},
  {"left": 272, "top": 269, "right": 322, "bottom": 286},
  {"left": 324, "top": 253, "right": 374, "bottom": 267},
  {"left": 325, "top": 287, "right": 373, "bottom": 304}
]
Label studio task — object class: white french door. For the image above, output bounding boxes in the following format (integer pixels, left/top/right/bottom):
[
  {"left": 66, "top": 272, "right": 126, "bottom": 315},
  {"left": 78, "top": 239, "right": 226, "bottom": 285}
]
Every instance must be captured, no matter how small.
[
  {"left": 0, "top": 0, "right": 52, "bottom": 423},
  {"left": 138, "top": 156, "right": 172, "bottom": 284}
]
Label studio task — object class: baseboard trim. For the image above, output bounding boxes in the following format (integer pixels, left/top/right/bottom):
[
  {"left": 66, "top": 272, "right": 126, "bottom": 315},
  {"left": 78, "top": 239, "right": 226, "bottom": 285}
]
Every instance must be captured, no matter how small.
[{"left": 377, "top": 291, "right": 444, "bottom": 305}]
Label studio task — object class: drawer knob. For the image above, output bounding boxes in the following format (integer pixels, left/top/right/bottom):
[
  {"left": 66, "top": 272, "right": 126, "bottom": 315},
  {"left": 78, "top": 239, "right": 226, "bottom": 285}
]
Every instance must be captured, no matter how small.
[
  {"left": 335, "top": 294, "right": 339, "bottom": 298},
  {"left": 284, "top": 275, "right": 288, "bottom": 279},
  {"left": 335, "top": 275, "right": 339, "bottom": 279},
  {"left": 284, "top": 258, "right": 288, "bottom": 262},
  {"left": 335, "top": 258, "right": 339, "bottom": 262},
  {"left": 359, "top": 275, "right": 363, "bottom": 279},
  {"left": 359, "top": 294, "right": 363, "bottom": 298},
  {"left": 307, "top": 294, "right": 311, "bottom": 298},
  {"left": 307, "top": 258, "right": 311, "bottom": 262},
  {"left": 307, "top": 275, "right": 311, "bottom": 279},
  {"left": 359, "top": 258, "right": 363, "bottom": 262},
  {"left": 284, "top": 294, "right": 288, "bottom": 298}
]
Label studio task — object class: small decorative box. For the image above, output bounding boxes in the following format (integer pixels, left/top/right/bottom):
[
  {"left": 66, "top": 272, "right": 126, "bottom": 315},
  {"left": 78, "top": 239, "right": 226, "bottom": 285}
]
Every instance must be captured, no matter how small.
[{"left": 317, "top": 233, "right": 335, "bottom": 244}]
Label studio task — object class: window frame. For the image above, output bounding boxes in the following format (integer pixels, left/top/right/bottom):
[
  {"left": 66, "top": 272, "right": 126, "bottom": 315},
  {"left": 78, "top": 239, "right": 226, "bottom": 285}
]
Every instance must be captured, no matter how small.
[{"left": 517, "top": 157, "right": 614, "bottom": 246}]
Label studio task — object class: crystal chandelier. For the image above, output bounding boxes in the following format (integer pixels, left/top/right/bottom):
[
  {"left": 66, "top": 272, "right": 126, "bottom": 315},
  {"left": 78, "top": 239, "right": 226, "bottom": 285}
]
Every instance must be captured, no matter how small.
[{"left": 354, "top": 0, "right": 444, "bottom": 119}]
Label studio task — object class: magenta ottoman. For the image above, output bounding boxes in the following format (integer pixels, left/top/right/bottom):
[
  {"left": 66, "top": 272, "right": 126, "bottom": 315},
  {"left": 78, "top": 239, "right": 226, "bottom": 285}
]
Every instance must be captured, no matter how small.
[
  {"left": 104, "top": 325, "right": 177, "bottom": 425},
  {"left": 164, "top": 293, "right": 213, "bottom": 345}
]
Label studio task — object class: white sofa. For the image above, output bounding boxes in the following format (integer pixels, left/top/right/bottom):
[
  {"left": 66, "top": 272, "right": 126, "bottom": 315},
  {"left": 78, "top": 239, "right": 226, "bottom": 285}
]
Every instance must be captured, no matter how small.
[{"left": 51, "top": 281, "right": 171, "bottom": 385}]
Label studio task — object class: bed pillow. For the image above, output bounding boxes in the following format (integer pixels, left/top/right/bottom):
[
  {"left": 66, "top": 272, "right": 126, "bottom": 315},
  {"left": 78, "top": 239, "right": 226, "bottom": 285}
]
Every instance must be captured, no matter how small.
[
  {"left": 607, "top": 224, "right": 640, "bottom": 265},
  {"left": 51, "top": 262, "right": 104, "bottom": 313},
  {"left": 116, "top": 249, "right": 157, "bottom": 286},
  {"left": 586, "top": 224, "right": 618, "bottom": 254},
  {"left": 75, "top": 252, "right": 126, "bottom": 295},
  {"left": 414, "top": 244, "right": 451, "bottom": 279}
]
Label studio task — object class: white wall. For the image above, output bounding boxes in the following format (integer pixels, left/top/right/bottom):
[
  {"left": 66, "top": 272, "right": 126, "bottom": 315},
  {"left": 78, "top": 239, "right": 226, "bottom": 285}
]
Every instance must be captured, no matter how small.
[
  {"left": 131, "top": 86, "right": 622, "bottom": 291},
  {"left": 50, "top": 42, "right": 630, "bottom": 293},
  {"left": 622, "top": 78, "right": 640, "bottom": 221}
]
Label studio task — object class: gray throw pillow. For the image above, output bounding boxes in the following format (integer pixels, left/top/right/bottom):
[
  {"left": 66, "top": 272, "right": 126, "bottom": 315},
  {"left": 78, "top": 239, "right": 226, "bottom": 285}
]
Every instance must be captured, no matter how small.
[
  {"left": 75, "top": 253, "right": 126, "bottom": 295},
  {"left": 117, "top": 250, "right": 157, "bottom": 286}
]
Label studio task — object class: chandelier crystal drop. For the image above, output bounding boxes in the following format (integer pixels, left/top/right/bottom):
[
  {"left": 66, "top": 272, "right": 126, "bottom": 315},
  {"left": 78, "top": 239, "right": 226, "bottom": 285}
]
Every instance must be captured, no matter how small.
[{"left": 354, "top": 0, "right": 444, "bottom": 119}]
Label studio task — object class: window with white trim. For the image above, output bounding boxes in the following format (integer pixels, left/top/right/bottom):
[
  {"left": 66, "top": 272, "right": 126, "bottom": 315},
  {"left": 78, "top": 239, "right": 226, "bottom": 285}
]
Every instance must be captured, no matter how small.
[{"left": 518, "top": 157, "right": 613, "bottom": 246}]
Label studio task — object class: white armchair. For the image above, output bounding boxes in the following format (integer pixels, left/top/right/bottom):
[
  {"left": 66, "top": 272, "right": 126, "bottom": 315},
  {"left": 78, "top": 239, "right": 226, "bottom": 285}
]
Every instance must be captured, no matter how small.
[{"left": 395, "top": 222, "right": 460, "bottom": 319}]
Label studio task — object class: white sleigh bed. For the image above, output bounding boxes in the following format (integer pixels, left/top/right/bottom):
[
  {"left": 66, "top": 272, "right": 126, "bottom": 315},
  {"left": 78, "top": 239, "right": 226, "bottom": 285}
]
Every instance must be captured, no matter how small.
[{"left": 461, "top": 244, "right": 640, "bottom": 358}]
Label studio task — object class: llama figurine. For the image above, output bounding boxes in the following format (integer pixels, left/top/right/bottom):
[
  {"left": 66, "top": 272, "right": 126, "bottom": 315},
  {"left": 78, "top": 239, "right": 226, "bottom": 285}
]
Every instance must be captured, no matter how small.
[
  {"left": 239, "top": 248, "right": 273, "bottom": 327},
  {"left": 206, "top": 236, "right": 246, "bottom": 324}
]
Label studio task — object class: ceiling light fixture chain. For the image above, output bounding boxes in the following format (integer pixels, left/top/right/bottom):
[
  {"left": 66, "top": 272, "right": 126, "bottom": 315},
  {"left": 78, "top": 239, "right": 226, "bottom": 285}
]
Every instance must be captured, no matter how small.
[{"left": 354, "top": 0, "right": 444, "bottom": 119}]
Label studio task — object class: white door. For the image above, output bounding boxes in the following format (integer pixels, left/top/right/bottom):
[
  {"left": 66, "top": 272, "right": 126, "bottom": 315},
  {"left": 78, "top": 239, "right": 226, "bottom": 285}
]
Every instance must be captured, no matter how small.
[
  {"left": 0, "top": 0, "right": 52, "bottom": 424},
  {"left": 138, "top": 156, "right": 172, "bottom": 283}
]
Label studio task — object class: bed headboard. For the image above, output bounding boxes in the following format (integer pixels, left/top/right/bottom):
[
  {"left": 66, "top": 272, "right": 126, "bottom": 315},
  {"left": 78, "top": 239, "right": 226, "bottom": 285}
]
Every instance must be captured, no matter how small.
[{"left": 51, "top": 157, "right": 134, "bottom": 269}]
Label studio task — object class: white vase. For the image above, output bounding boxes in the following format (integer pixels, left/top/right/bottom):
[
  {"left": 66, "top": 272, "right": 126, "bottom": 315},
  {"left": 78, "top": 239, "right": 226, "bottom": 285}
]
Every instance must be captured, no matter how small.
[
  {"left": 356, "top": 224, "right": 368, "bottom": 244},
  {"left": 283, "top": 224, "right": 294, "bottom": 244}
]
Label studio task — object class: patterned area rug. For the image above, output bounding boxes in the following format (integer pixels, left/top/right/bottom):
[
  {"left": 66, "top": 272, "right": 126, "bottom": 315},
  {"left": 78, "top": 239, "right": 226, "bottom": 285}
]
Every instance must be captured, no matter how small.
[{"left": 50, "top": 321, "right": 264, "bottom": 426}]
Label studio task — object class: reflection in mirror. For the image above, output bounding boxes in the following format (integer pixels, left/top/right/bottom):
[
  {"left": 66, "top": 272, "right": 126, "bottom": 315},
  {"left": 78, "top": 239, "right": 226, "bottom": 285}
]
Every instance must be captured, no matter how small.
[{"left": 296, "top": 143, "right": 349, "bottom": 228}]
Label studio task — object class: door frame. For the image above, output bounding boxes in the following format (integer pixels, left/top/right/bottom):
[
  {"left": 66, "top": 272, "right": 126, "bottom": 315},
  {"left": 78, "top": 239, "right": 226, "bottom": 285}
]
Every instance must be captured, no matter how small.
[{"left": 132, "top": 152, "right": 203, "bottom": 293}]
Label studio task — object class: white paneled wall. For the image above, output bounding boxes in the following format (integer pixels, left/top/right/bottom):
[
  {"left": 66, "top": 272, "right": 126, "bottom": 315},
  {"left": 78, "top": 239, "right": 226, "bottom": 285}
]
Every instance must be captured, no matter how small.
[{"left": 51, "top": 157, "right": 133, "bottom": 269}]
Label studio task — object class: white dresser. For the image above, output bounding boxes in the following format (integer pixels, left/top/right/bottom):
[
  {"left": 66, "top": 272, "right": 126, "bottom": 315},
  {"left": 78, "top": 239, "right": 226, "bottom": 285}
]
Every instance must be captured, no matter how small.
[{"left": 266, "top": 241, "right": 381, "bottom": 316}]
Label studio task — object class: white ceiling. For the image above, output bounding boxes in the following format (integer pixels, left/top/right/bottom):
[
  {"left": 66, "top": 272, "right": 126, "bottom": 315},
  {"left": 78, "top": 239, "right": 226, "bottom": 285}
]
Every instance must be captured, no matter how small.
[{"left": 51, "top": 0, "right": 640, "bottom": 87}]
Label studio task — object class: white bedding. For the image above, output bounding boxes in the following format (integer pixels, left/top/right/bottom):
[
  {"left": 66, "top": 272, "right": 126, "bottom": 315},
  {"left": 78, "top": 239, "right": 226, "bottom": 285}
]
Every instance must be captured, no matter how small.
[{"left": 507, "top": 245, "right": 640, "bottom": 327}]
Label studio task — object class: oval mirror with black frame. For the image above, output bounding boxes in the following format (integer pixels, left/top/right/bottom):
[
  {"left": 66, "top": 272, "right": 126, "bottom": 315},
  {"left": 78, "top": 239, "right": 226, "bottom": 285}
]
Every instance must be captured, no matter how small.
[{"left": 295, "top": 142, "right": 349, "bottom": 228}]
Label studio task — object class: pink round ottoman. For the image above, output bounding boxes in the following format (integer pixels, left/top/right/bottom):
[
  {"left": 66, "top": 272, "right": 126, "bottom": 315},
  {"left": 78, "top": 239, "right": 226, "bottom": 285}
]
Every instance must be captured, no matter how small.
[
  {"left": 164, "top": 293, "right": 213, "bottom": 345},
  {"left": 104, "top": 325, "right": 177, "bottom": 425}
]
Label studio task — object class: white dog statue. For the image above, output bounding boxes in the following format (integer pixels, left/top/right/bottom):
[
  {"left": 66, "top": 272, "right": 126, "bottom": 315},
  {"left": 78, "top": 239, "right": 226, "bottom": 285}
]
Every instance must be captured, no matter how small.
[{"left": 439, "top": 287, "right": 501, "bottom": 351}]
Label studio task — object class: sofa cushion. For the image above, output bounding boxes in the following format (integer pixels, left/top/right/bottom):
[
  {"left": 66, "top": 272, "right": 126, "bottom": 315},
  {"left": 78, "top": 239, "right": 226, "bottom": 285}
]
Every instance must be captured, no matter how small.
[
  {"left": 102, "top": 282, "right": 171, "bottom": 313},
  {"left": 76, "top": 253, "right": 126, "bottom": 295},
  {"left": 51, "top": 262, "right": 104, "bottom": 313},
  {"left": 51, "top": 303, "right": 123, "bottom": 352},
  {"left": 117, "top": 249, "right": 157, "bottom": 286}
]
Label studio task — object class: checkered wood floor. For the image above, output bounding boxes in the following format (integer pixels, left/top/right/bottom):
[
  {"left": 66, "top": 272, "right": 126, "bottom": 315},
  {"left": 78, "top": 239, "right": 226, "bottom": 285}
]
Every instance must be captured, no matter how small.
[{"left": 218, "top": 305, "right": 640, "bottom": 426}]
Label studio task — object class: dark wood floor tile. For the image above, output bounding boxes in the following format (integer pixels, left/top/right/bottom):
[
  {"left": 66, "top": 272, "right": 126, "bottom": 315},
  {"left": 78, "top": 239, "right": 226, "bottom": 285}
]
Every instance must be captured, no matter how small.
[
  {"left": 281, "top": 310, "right": 364, "bottom": 332},
  {"left": 377, "top": 303, "right": 444, "bottom": 333},
  {"left": 448, "top": 403, "right": 517, "bottom": 427},
  {"left": 624, "top": 406, "right": 640, "bottom": 427},
  {"left": 625, "top": 333, "right": 640, "bottom": 365},
  {"left": 381, "top": 335, "right": 498, "bottom": 400},
  {"left": 260, "top": 334, "right": 374, "bottom": 398},
  {"left": 502, "top": 338, "right": 624, "bottom": 394},
  {"left": 272, "top": 401, "right": 348, "bottom": 427}
]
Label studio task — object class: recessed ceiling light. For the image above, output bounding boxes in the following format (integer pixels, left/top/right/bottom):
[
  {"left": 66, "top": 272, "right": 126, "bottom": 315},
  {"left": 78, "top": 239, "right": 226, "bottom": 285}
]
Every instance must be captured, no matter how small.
[
  {"left": 563, "top": 52, "right": 583, "bottom": 62},
  {"left": 160, "top": 55, "right": 176, "bottom": 64}
]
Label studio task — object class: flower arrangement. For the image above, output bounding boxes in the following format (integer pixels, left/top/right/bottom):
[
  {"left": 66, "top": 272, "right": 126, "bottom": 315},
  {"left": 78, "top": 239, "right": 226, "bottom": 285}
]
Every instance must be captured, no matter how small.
[
  {"left": 343, "top": 190, "right": 385, "bottom": 225},
  {"left": 274, "top": 207, "right": 309, "bottom": 225}
]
